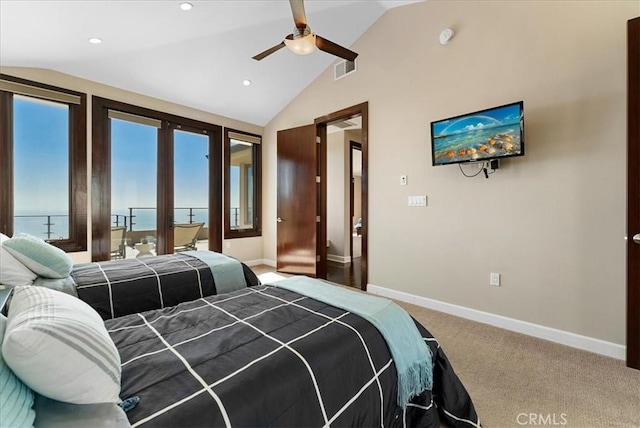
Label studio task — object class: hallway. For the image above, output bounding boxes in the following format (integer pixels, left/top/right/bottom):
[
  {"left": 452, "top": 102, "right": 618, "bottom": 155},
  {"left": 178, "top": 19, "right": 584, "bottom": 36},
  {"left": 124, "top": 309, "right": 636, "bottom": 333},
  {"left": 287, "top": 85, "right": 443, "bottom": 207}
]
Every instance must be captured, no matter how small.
[{"left": 326, "top": 257, "right": 361, "bottom": 289}]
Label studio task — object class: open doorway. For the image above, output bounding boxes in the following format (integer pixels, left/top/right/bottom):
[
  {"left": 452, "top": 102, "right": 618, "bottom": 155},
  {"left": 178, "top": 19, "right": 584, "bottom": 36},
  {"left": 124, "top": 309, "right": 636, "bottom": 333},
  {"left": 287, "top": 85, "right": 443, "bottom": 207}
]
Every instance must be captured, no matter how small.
[
  {"left": 316, "top": 102, "right": 368, "bottom": 290},
  {"left": 325, "top": 119, "right": 362, "bottom": 288},
  {"left": 350, "top": 141, "right": 362, "bottom": 265}
]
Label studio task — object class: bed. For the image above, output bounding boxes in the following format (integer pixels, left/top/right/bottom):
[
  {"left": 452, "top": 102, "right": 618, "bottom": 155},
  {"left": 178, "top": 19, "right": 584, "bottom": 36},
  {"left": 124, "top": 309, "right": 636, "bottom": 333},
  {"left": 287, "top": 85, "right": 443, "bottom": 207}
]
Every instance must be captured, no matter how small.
[
  {"left": 69, "top": 251, "right": 261, "bottom": 320},
  {"left": 1, "top": 243, "right": 479, "bottom": 427},
  {"left": 104, "top": 280, "right": 480, "bottom": 427}
]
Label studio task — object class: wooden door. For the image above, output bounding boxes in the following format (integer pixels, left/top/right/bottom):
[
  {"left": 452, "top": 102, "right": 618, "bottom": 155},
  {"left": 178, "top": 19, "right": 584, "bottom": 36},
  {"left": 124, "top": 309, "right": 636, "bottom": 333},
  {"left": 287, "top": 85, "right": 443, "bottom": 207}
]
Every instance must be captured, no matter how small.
[
  {"left": 277, "top": 124, "right": 318, "bottom": 276},
  {"left": 627, "top": 16, "right": 640, "bottom": 370}
]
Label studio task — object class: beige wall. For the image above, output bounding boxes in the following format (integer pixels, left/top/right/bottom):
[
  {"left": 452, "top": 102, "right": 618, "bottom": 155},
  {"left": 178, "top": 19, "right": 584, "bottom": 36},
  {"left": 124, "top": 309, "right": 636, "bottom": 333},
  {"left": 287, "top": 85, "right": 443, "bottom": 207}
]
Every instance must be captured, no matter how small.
[
  {"left": 346, "top": 129, "right": 363, "bottom": 248},
  {"left": 263, "top": 1, "right": 640, "bottom": 345},
  {"left": 327, "top": 128, "right": 363, "bottom": 261},
  {"left": 1, "top": 67, "right": 264, "bottom": 263},
  {"left": 223, "top": 236, "right": 263, "bottom": 263},
  {"left": 353, "top": 175, "right": 362, "bottom": 225},
  {"left": 327, "top": 131, "right": 348, "bottom": 260}
]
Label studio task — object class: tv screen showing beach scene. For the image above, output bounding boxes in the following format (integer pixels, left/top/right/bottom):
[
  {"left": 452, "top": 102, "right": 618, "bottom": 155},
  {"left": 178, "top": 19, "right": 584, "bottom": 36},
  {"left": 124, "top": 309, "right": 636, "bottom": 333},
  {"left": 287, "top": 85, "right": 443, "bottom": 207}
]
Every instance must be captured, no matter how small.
[{"left": 431, "top": 101, "right": 524, "bottom": 166}]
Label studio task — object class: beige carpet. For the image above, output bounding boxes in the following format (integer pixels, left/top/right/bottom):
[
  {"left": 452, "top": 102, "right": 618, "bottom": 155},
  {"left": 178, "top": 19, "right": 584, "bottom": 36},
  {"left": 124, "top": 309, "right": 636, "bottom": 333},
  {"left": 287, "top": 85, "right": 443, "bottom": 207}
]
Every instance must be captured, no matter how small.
[
  {"left": 395, "top": 300, "right": 640, "bottom": 428},
  {"left": 253, "top": 266, "right": 640, "bottom": 427}
]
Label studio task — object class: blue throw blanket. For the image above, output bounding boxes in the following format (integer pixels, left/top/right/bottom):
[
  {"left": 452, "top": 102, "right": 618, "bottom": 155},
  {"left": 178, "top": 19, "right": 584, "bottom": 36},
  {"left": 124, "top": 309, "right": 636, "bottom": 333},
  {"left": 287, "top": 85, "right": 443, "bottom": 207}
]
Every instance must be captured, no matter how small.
[
  {"left": 184, "top": 251, "right": 246, "bottom": 294},
  {"left": 269, "top": 276, "right": 433, "bottom": 408}
]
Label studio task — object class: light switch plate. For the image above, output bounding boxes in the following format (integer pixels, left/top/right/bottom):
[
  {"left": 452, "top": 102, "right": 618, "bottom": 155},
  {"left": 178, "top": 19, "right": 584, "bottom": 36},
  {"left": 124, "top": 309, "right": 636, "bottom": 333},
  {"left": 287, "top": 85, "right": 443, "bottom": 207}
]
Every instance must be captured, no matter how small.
[
  {"left": 408, "top": 196, "right": 427, "bottom": 207},
  {"left": 490, "top": 272, "right": 501, "bottom": 286}
]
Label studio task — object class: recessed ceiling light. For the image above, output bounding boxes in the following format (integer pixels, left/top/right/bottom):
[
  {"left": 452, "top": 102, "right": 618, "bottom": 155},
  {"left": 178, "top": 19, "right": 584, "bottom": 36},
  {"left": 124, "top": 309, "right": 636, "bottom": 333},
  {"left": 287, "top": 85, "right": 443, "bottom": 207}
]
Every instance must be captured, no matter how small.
[
  {"left": 88, "top": 37, "right": 103, "bottom": 44},
  {"left": 179, "top": 2, "right": 193, "bottom": 11},
  {"left": 242, "top": 79, "right": 252, "bottom": 86}
]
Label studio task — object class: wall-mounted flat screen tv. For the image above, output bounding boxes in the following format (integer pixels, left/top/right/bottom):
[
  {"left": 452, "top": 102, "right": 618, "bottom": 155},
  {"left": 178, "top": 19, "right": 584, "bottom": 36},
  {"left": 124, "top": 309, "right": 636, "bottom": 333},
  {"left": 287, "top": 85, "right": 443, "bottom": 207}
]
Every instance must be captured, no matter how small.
[{"left": 431, "top": 101, "right": 524, "bottom": 166}]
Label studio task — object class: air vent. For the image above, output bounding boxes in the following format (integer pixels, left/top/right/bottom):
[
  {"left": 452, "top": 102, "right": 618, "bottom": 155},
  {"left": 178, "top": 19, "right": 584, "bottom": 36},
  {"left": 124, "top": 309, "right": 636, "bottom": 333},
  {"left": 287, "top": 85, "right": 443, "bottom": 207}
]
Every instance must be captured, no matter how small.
[
  {"left": 333, "top": 120, "right": 356, "bottom": 129},
  {"left": 334, "top": 59, "right": 357, "bottom": 80}
]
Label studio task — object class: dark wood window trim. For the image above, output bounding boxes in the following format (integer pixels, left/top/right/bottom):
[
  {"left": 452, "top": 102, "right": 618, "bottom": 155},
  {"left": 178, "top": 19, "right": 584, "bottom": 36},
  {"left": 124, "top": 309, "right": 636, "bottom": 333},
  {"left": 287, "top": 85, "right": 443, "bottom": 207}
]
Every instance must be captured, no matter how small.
[
  {"left": 92, "top": 96, "right": 222, "bottom": 261},
  {"left": 0, "top": 74, "right": 87, "bottom": 252},
  {"left": 224, "top": 128, "right": 262, "bottom": 239}
]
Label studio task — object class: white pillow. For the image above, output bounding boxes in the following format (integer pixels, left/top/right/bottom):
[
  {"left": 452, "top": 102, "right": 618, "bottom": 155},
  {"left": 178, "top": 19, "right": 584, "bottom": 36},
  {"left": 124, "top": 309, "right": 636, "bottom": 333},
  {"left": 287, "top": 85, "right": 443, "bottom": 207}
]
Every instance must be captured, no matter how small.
[
  {"left": 2, "top": 286, "right": 121, "bottom": 404},
  {"left": 2, "top": 233, "right": 73, "bottom": 279},
  {"left": 0, "top": 233, "right": 37, "bottom": 287}
]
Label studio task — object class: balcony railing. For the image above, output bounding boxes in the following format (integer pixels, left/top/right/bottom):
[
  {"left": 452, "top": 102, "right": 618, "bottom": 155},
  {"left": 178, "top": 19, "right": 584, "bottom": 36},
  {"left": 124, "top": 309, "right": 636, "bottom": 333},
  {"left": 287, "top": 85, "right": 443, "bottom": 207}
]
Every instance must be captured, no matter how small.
[
  {"left": 229, "top": 207, "right": 253, "bottom": 229},
  {"left": 14, "top": 206, "right": 248, "bottom": 239},
  {"left": 230, "top": 208, "right": 239, "bottom": 227},
  {"left": 111, "top": 207, "right": 209, "bottom": 231},
  {"left": 14, "top": 214, "right": 69, "bottom": 241}
]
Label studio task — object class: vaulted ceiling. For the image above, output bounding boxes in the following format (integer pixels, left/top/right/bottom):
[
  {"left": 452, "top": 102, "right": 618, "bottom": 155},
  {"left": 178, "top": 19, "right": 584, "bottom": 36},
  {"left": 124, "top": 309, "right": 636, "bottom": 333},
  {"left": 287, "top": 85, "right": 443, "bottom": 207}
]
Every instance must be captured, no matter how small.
[{"left": 0, "top": 1, "right": 421, "bottom": 126}]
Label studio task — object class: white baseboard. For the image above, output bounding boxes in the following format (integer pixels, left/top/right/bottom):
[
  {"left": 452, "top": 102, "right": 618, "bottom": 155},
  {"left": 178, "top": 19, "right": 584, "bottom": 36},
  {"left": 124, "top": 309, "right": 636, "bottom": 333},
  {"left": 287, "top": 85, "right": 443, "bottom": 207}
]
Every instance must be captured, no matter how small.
[
  {"left": 261, "top": 259, "right": 276, "bottom": 267},
  {"left": 327, "top": 254, "right": 351, "bottom": 264},
  {"left": 243, "top": 259, "right": 265, "bottom": 267},
  {"left": 367, "top": 283, "right": 626, "bottom": 361}
]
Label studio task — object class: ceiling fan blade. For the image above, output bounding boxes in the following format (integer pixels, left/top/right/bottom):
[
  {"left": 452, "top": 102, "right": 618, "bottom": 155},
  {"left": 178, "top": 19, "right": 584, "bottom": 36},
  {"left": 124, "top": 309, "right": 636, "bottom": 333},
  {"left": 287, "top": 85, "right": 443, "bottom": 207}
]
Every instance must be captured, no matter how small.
[
  {"left": 252, "top": 41, "right": 287, "bottom": 61},
  {"left": 315, "top": 35, "right": 358, "bottom": 62},
  {"left": 289, "top": 0, "right": 308, "bottom": 30}
]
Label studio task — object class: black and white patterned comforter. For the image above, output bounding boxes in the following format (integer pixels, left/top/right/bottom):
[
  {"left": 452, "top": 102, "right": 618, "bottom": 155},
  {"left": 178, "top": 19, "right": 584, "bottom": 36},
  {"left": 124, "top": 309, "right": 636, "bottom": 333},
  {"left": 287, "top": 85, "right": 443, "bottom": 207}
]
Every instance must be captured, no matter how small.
[
  {"left": 72, "top": 253, "right": 260, "bottom": 320},
  {"left": 106, "top": 285, "right": 480, "bottom": 427}
]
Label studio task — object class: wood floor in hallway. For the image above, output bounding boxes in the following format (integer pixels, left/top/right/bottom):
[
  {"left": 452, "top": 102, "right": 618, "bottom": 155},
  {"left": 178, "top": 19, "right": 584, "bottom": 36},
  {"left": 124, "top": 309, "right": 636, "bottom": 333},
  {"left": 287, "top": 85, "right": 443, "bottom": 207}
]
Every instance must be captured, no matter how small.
[{"left": 326, "top": 258, "right": 361, "bottom": 289}]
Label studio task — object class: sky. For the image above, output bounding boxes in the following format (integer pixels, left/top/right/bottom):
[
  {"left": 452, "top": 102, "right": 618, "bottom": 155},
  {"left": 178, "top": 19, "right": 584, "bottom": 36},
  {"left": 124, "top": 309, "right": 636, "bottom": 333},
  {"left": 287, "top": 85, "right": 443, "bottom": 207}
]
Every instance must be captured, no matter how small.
[
  {"left": 110, "top": 119, "right": 220, "bottom": 212},
  {"left": 13, "top": 95, "right": 69, "bottom": 214},
  {"left": 111, "top": 120, "right": 222, "bottom": 228}
]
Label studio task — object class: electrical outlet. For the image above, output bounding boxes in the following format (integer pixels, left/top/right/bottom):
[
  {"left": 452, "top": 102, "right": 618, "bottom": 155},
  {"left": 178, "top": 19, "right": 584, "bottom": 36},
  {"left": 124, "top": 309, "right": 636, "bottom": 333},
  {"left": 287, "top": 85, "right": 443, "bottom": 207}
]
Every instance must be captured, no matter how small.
[{"left": 490, "top": 272, "right": 501, "bottom": 287}]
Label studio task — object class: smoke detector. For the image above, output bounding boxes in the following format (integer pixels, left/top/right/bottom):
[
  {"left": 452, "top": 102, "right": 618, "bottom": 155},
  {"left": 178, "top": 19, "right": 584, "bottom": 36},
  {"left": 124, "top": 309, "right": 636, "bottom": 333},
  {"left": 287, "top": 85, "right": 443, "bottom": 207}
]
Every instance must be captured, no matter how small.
[{"left": 439, "top": 28, "right": 454, "bottom": 45}]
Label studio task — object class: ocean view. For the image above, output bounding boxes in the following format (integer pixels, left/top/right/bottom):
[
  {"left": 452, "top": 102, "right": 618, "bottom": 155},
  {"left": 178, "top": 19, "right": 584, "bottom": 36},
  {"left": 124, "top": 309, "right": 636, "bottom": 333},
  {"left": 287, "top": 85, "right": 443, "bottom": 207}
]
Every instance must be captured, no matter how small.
[
  {"left": 13, "top": 207, "right": 211, "bottom": 241},
  {"left": 12, "top": 105, "right": 243, "bottom": 243},
  {"left": 14, "top": 212, "right": 69, "bottom": 240},
  {"left": 112, "top": 208, "right": 209, "bottom": 231}
]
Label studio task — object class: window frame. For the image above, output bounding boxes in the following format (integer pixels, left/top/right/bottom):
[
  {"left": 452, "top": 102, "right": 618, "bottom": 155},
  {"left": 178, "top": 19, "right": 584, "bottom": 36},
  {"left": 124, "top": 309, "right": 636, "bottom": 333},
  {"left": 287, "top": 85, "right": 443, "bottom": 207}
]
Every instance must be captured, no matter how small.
[
  {"left": 224, "top": 128, "right": 262, "bottom": 239},
  {"left": 92, "top": 96, "right": 222, "bottom": 261},
  {"left": 0, "top": 74, "right": 87, "bottom": 252}
]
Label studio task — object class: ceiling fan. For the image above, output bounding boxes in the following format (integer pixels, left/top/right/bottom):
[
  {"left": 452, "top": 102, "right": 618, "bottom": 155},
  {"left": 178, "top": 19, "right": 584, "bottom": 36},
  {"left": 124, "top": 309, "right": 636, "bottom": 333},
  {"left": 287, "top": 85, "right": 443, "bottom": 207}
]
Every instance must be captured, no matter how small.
[{"left": 252, "top": 0, "right": 358, "bottom": 62}]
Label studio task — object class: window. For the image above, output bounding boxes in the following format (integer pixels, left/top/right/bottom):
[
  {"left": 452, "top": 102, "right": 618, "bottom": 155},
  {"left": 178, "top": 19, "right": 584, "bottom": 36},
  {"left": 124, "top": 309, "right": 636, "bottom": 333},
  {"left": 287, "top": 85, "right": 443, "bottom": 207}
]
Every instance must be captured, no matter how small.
[
  {"left": 224, "top": 129, "right": 261, "bottom": 238},
  {"left": 92, "top": 96, "right": 222, "bottom": 261},
  {"left": 109, "top": 113, "right": 160, "bottom": 260},
  {"left": 173, "top": 127, "right": 209, "bottom": 234},
  {"left": 0, "top": 74, "right": 87, "bottom": 252}
]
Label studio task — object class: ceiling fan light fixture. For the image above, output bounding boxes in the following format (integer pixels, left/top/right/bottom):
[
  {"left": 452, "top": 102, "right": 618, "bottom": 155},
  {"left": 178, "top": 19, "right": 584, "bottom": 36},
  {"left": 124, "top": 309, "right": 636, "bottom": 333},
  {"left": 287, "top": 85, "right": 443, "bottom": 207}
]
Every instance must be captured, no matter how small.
[
  {"left": 252, "top": 1, "right": 357, "bottom": 62},
  {"left": 284, "top": 33, "right": 316, "bottom": 56},
  {"left": 179, "top": 2, "right": 193, "bottom": 11}
]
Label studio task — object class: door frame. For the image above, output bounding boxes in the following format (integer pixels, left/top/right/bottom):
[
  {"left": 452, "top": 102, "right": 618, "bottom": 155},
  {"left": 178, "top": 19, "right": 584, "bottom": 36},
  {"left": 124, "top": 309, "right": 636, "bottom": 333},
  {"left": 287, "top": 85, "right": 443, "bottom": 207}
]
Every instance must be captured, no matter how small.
[
  {"left": 627, "top": 16, "right": 639, "bottom": 370},
  {"left": 349, "top": 141, "right": 362, "bottom": 262},
  {"left": 315, "top": 102, "right": 369, "bottom": 290}
]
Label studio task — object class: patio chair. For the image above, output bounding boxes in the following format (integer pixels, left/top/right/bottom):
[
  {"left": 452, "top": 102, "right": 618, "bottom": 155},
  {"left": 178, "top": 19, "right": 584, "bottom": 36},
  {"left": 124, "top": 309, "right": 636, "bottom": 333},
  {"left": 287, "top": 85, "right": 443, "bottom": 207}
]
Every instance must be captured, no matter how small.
[
  {"left": 173, "top": 222, "right": 204, "bottom": 252},
  {"left": 110, "top": 226, "right": 127, "bottom": 259}
]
